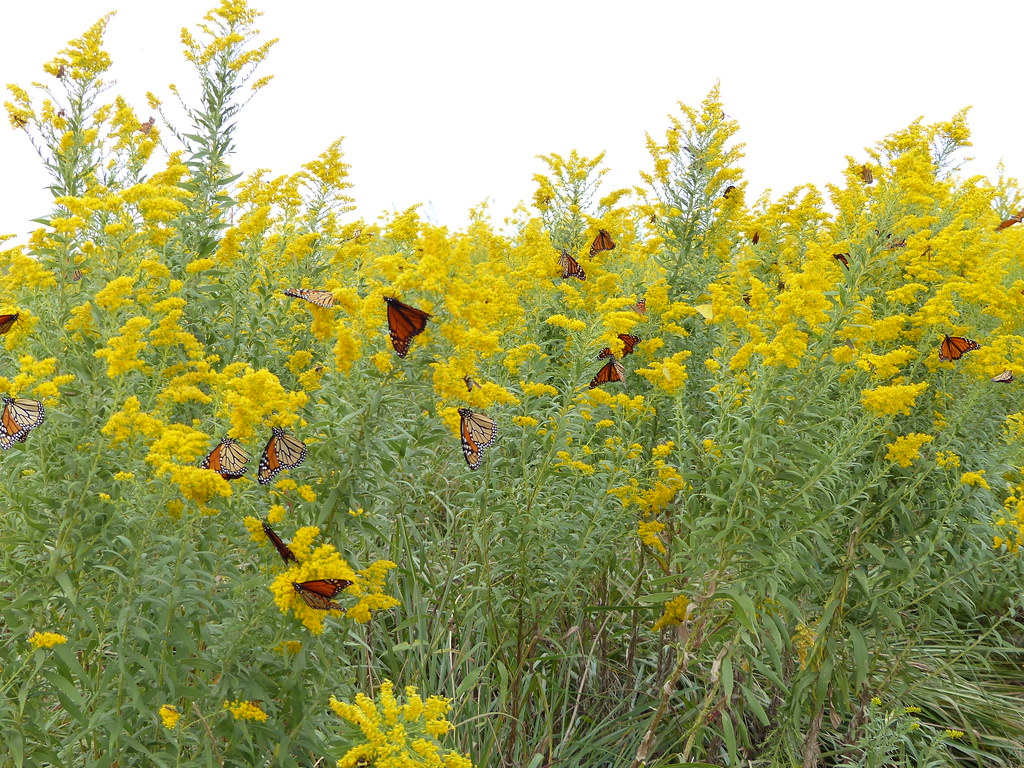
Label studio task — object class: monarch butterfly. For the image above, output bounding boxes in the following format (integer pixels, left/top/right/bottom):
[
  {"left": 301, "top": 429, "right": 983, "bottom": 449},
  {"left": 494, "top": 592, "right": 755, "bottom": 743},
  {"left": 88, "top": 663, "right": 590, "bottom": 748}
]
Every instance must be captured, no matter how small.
[
  {"left": 464, "top": 375, "right": 481, "bottom": 391},
  {"left": 292, "top": 579, "right": 353, "bottom": 611},
  {"left": 69, "top": 268, "right": 83, "bottom": 282},
  {"left": 0, "top": 313, "right": 18, "bottom": 335},
  {"left": 631, "top": 297, "right": 647, "bottom": 314},
  {"left": 139, "top": 117, "right": 155, "bottom": 135},
  {"left": 0, "top": 397, "right": 45, "bottom": 449},
  {"left": 833, "top": 253, "right": 850, "bottom": 269},
  {"left": 996, "top": 209, "right": 1024, "bottom": 231},
  {"left": 992, "top": 370, "right": 1014, "bottom": 383},
  {"left": 938, "top": 334, "right": 980, "bottom": 362},
  {"left": 599, "top": 334, "right": 640, "bottom": 359},
  {"left": 258, "top": 427, "right": 307, "bottom": 484},
  {"left": 199, "top": 437, "right": 251, "bottom": 480},
  {"left": 751, "top": 231, "right": 760, "bottom": 245},
  {"left": 263, "top": 521, "right": 298, "bottom": 564},
  {"left": 558, "top": 251, "right": 586, "bottom": 281},
  {"left": 589, "top": 229, "right": 615, "bottom": 256},
  {"left": 384, "top": 297, "right": 431, "bottom": 357},
  {"left": 860, "top": 165, "right": 874, "bottom": 184},
  {"left": 722, "top": 185, "right": 737, "bottom": 199},
  {"left": 284, "top": 288, "right": 336, "bottom": 308},
  {"left": 589, "top": 357, "right": 625, "bottom": 389},
  {"left": 458, "top": 408, "right": 498, "bottom": 470}
]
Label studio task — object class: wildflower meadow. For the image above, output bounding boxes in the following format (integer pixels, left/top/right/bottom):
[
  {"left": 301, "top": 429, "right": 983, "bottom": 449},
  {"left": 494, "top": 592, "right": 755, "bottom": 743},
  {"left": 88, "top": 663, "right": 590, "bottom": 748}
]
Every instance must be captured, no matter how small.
[{"left": 4, "top": 3, "right": 1024, "bottom": 767}]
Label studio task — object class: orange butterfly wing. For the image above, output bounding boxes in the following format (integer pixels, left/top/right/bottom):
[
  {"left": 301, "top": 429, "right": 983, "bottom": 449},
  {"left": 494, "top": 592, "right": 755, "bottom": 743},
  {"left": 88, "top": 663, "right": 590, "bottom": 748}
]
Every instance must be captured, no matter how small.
[
  {"left": 589, "top": 229, "right": 615, "bottom": 256},
  {"left": 939, "top": 334, "right": 980, "bottom": 362},
  {"left": 384, "top": 297, "right": 431, "bottom": 357},
  {"left": 598, "top": 334, "right": 640, "bottom": 359},
  {"left": 293, "top": 579, "right": 353, "bottom": 610},
  {"left": 263, "top": 521, "right": 297, "bottom": 564},
  {"left": 589, "top": 358, "right": 625, "bottom": 389},
  {"left": 0, "top": 313, "right": 19, "bottom": 335},
  {"left": 558, "top": 251, "right": 586, "bottom": 280},
  {"left": 833, "top": 253, "right": 850, "bottom": 269}
]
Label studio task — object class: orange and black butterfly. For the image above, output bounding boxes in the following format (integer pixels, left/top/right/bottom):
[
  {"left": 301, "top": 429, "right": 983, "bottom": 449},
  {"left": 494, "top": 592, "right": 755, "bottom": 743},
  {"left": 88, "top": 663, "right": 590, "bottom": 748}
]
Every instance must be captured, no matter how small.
[
  {"left": 741, "top": 293, "right": 752, "bottom": 306},
  {"left": 199, "top": 437, "right": 251, "bottom": 480},
  {"left": 68, "top": 268, "right": 83, "bottom": 282},
  {"left": 258, "top": 428, "right": 307, "bottom": 484},
  {"left": 458, "top": 408, "right": 498, "bottom": 470},
  {"left": 860, "top": 165, "right": 874, "bottom": 184},
  {"left": 589, "top": 357, "right": 625, "bottom": 389},
  {"left": 0, "top": 312, "right": 18, "bottom": 335},
  {"left": 292, "top": 579, "right": 353, "bottom": 611},
  {"left": 833, "top": 253, "right": 850, "bottom": 269},
  {"left": 139, "top": 117, "right": 155, "bottom": 135},
  {"left": 631, "top": 297, "right": 647, "bottom": 314},
  {"left": 464, "top": 375, "right": 481, "bottom": 392},
  {"left": 996, "top": 209, "right": 1024, "bottom": 231},
  {"left": 722, "top": 185, "right": 737, "bottom": 199},
  {"left": 263, "top": 521, "right": 298, "bottom": 564},
  {"left": 558, "top": 251, "right": 586, "bottom": 281},
  {"left": 751, "top": 231, "right": 760, "bottom": 245},
  {"left": 589, "top": 229, "right": 615, "bottom": 256},
  {"left": 284, "top": 288, "right": 335, "bottom": 308},
  {"left": 992, "top": 370, "right": 1014, "bottom": 383},
  {"left": 938, "top": 334, "right": 980, "bottom": 362},
  {"left": 0, "top": 397, "right": 45, "bottom": 450},
  {"left": 384, "top": 297, "right": 431, "bottom": 357},
  {"left": 599, "top": 334, "right": 640, "bottom": 359}
]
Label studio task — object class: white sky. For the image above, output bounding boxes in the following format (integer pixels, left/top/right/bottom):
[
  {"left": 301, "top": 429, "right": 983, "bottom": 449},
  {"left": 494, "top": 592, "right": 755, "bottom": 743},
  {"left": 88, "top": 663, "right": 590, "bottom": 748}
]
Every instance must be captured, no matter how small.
[{"left": 1, "top": 1, "right": 1020, "bottom": 238}]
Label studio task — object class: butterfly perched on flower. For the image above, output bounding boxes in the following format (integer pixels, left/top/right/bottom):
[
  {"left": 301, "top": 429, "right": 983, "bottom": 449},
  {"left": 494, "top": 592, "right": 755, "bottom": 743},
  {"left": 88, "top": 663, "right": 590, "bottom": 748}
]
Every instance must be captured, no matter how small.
[
  {"left": 458, "top": 408, "right": 497, "bottom": 470},
  {"left": 258, "top": 428, "right": 307, "bottom": 484},
  {"left": 722, "top": 185, "right": 737, "bottom": 199},
  {"left": 293, "top": 579, "right": 353, "bottom": 610},
  {"left": 139, "top": 117, "right": 155, "bottom": 135},
  {"left": 859, "top": 164, "right": 874, "bottom": 184},
  {"left": 199, "top": 437, "right": 251, "bottom": 480},
  {"left": 589, "top": 358, "right": 625, "bottom": 389},
  {"left": 263, "top": 521, "right": 298, "bottom": 564},
  {"left": 589, "top": 229, "right": 615, "bottom": 256},
  {"left": 0, "top": 312, "right": 19, "bottom": 335},
  {"left": 284, "top": 288, "right": 336, "bottom": 308},
  {"left": 599, "top": 334, "right": 640, "bottom": 359},
  {"left": 69, "top": 268, "right": 83, "bottom": 282},
  {"left": 558, "top": 251, "right": 586, "bottom": 280},
  {"left": 833, "top": 253, "right": 850, "bottom": 269},
  {"left": 938, "top": 334, "right": 980, "bottom": 362},
  {"left": 631, "top": 297, "right": 647, "bottom": 314},
  {"left": 383, "top": 297, "right": 431, "bottom": 357},
  {"left": 996, "top": 209, "right": 1024, "bottom": 231},
  {"left": 0, "top": 397, "right": 44, "bottom": 450},
  {"left": 751, "top": 231, "right": 760, "bottom": 245},
  {"left": 464, "top": 375, "right": 481, "bottom": 392},
  {"left": 991, "top": 370, "right": 1014, "bottom": 383}
]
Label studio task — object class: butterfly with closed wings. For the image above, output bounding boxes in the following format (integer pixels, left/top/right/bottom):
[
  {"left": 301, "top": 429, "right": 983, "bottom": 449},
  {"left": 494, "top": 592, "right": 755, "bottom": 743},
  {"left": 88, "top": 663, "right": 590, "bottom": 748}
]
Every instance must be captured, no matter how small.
[
  {"left": 558, "top": 251, "right": 586, "bottom": 281},
  {"left": 284, "top": 288, "right": 336, "bottom": 308},
  {"left": 0, "top": 397, "right": 45, "bottom": 450},
  {"left": 262, "top": 521, "right": 298, "bottom": 564},
  {"left": 384, "top": 297, "right": 431, "bottom": 357},
  {"left": 199, "top": 437, "right": 251, "bottom": 480},
  {"left": 458, "top": 408, "right": 498, "bottom": 470},
  {"left": 258, "top": 427, "right": 307, "bottom": 484}
]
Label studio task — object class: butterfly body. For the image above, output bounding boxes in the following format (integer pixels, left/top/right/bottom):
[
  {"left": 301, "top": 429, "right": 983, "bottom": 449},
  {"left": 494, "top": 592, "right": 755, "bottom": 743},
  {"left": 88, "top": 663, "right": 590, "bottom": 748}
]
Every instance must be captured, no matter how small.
[
  {"left": 631, "top": 297, "right": 647, "bottom": 314},
  {"left": 589, "top": 229, "right": 615, "bottom": 256},
  {"left": 996, "top": 208, "right": 1024, "bottom": 231},
  {"left": 589, "top": 358, "right": 625, "bottom": 389},
  {"left": 938, "top": 334, "right": 980, "bottom": 362},
  {"left": 458, "top": 408, "right": 498, "bottom": 470},
  {"left": 0, "top": 397, "right": 44, "bottom": 449},
  {"left": 258, "top": 428, "right": 307, "bottom": 484},
  {"left": 558, "top": 251, "right": 586, "bottom": 280},
  {"left": 284, "top": 288, "right": 336, "bottom": 308},
  {"left": 200, "top": 437, "right": 251, "bottom": 480},
  {"left": 464, "top": 375, "right": 481, "bottom": 391},
  {"left": 293, "top": 579, "right": 353, "bottom": 610},
  {"left": 860, "top": 164, "right": 874, "bottom": 184},
  {"left": 384, "top": 297, "right": 431, "bottom": 357},
  {"left": 599, "top": 334, "right": 640, "bottom": 359},
  {"left": 263, "top": 521, "right": 298, "bottom": 564}
]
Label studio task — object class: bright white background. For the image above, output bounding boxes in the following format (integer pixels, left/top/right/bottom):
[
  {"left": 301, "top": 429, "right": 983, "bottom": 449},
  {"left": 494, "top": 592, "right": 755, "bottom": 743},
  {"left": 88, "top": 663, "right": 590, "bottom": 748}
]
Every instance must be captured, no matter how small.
[{"left": 0, "top": 1, "right": 1019, "bottom": 237}]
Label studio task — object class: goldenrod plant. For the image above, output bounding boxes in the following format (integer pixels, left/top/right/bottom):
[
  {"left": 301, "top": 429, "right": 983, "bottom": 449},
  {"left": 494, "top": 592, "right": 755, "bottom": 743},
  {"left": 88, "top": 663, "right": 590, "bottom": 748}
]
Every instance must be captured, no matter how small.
[{"left": 2, "top": 2, "right": 1024, "bottom": 766}]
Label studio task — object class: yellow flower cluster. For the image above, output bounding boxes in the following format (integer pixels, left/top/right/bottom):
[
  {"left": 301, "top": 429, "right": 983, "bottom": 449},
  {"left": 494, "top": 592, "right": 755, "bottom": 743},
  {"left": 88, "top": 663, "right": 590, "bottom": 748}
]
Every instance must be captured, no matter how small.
[
  {"left": 860, "top": 381, "right": 929, "bottom": 417},
  {"left": 637, "top": 519, "right": 667, "bottom": 554},
  {"left": 224, "top": 700, "right": 268, "bottom": 722},
  {"left": 159, "top": 704, "right": 181, "bottom": 729},
  {"left": 884, "top": 433, "right": 934, "bottom": 468},
  {"left": 329, "top": 680, "right": 473, "bottom": 768},
  {"left": 652, "top": 594, "right": 689, "bottom": 632},
  {"left": 28, "top": 631, "right": 68, "bottom": 649}
]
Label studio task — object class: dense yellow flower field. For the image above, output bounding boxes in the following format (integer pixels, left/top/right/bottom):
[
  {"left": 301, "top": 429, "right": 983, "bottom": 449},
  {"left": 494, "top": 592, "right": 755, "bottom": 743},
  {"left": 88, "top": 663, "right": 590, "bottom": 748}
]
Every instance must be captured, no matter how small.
[{"left": 3, "top": 2, "right": 1024, "bottom": 767}]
